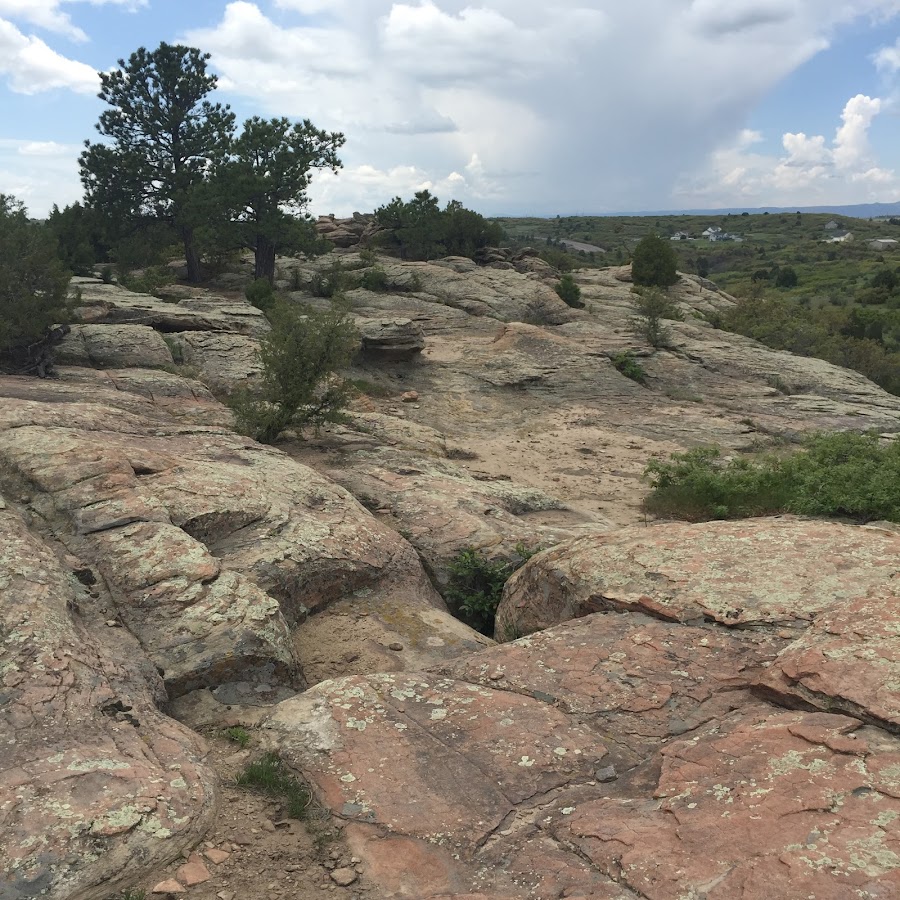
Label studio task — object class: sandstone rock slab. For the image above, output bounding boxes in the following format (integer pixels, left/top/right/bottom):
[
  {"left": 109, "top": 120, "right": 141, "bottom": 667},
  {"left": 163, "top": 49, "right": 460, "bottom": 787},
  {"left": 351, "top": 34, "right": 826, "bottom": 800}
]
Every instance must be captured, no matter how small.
[
  {"left": 0, "top": 500, "right": 216, "bottom": 900},
  {"left": 496, "top": 518, "right": 900, "bottom": 638}
]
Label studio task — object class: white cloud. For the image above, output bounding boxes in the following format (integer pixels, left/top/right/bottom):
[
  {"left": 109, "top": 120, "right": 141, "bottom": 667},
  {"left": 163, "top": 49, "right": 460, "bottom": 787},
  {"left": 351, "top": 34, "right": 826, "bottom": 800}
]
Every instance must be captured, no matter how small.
[
  {"left": 676, "top": 94, "right": 899, "bottom": 207},
  {"left": 875, "top": 37, "right": 900, "bottom": 71},
  {"left": 182, "top": 0, "right": 900, "bottom": 215},
  {"left": 0, "top": 0, "right": 146, "bottom": 42},
  {"left": 0, "top": 138, "right": 83, "bottom": 213},
  {"left": 0, "top": 18, "right": 98, "bottom": 93}
]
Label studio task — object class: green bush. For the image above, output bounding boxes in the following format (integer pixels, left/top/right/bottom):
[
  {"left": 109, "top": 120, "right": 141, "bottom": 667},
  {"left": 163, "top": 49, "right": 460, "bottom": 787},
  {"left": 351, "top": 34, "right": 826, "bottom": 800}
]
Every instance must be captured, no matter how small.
[
  {"left": 309, "top": 258, "right": 354, "bottom": 297},
  {"left": 612, "top": 351, "right": 646, "bottom": 384},
  {"left": 245, "top": 277, "right": 276, "bottom": 310},
  {"left": 0, "top": 194, "right": 71, "bottom": 372},
  {"left": 555, "top": 273, "right": 584, "bottom": 308},
  {"left": 119, "top": 265, "right": 174, "bottom": 296},
  {"left": 644, "top": 432, "right": 900, "bottom": 523},
  {"left": 630, "top": 287, "right": 683, "bottom": 349},
  {"left": 631, "top": 233, "right": 679, "bottom": 288},
  {"left": 360, "top": 266, "right": 389, "bottom": 291},
  {"left": 229, "top": 299, "right": 357, "bottom": 444},
  {"left": 445, "top": 543, "right": 539, "bottom": 636},
  {"left": 236, "top": 752, "right": 312, "bottom": 819}
]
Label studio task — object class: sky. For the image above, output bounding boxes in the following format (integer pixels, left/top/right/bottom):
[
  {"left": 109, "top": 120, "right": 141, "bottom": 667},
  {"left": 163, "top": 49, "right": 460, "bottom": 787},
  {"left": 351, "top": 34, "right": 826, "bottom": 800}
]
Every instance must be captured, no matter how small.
[{"left": 1, "top": 1, "right": 900, "bottom": 218}]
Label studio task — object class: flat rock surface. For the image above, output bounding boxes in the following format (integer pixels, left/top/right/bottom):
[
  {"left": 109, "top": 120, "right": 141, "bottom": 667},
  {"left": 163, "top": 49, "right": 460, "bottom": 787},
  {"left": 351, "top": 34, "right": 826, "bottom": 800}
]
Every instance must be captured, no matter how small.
[{"left": 495, "top": 517, "right": 900, "bottom": 637}]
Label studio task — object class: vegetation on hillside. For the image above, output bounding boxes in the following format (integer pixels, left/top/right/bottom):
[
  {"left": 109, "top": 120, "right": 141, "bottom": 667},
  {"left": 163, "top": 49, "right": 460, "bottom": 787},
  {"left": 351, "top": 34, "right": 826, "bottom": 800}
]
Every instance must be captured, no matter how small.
[
  {"left": 228, "top": 300, "right": 358, "bottom": 444},
  {"left": 706, "top": 293, "right": 900, "bottom": 396},
  {"left": 445, "top": 543, "right": 540, "bottom": 636},
  {"left": 374, "top": 190, "right": 504, "bottom": 260},
  {"left": 0, "top": 195, "right": 71, "bottom": 372},
  {"left": 644, "top": 431, "right": 900, "bottom": 523}
]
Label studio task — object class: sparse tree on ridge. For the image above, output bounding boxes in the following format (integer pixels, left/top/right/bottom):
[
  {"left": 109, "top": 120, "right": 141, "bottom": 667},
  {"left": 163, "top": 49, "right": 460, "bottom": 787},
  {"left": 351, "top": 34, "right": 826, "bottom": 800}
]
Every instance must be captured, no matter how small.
[
  {"left": 79, "top": 42, "right": 235, "bottom": 282},
  {"left": 204, "top": 116, "right": 345, "bottom": 283},
  {"left": 631, "top": 232, "right": 679, "bottom": 288}
]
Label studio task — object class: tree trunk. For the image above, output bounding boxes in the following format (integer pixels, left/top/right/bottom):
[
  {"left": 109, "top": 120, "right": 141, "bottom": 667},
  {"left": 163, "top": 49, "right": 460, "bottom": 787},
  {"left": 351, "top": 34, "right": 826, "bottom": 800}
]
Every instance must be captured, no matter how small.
[
  {"left": 183, "top": 228, "right": 202, "bottom": 283},
  {"left": 255, "top": 236, "right": 276, "bottom": 284}
]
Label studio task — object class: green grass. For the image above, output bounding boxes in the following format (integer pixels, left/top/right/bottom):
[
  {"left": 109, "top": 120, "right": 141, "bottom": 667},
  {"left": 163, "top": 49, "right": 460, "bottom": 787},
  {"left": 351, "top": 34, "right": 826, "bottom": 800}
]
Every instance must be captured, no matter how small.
[
  {"left": 223, "top": 726, "right": 251, "bottom": 748},
  {"left": 611, "top": 351, "right": 647, "bottom": 384},
  {"left": 644, "top": 431, "right": 900, "bottom": 523},
  {"left": 236, "top": 753, "right": 313, "bottom": 819}
]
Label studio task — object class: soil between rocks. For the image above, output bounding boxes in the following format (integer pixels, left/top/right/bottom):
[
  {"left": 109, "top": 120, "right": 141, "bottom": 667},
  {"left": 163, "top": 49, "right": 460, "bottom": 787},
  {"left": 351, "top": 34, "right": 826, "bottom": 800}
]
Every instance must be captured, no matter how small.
[{"left": 123, "top": 734, "right": 377, "bottom": 900}]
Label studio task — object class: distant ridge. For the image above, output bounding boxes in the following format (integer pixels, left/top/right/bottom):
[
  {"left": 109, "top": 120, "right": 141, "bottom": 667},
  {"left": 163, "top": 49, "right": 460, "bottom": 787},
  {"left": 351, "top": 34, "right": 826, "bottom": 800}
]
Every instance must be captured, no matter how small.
[{"left": 606, "top": 201, "right": 900, "bottom": 219}]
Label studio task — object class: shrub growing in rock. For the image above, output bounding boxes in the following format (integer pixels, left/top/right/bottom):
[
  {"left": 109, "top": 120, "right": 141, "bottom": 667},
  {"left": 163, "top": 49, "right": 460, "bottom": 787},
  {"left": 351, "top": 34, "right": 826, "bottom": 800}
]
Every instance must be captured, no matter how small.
[
  {"left": 612, "top": 351, "right": 647, "bottom": 384},
  {"left": 445, "top": 543, "right": 539, "bottom": 636},
  {"left": 631, "top": 233, "right": 678, "bottom": 288},
  {"left": 630, "top": 287, "right": 683, "bottom": 349},
  {"left": 245, "top": 277, "right": 276, "bottom": 310},
  {"left": 555, "top": 273, "right": 584, "bottom": 308},
  {"left": 644, "top": 431, "right": 900, "bottom": 523},
  {"left": 229, "top": 299, "right": 357, "bottom": 444}
]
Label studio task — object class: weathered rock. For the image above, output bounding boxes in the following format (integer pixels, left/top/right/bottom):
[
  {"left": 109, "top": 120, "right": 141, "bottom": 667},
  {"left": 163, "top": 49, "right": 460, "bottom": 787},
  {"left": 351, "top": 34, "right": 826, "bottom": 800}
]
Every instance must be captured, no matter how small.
[
  {"left": 56, "top": 324, "right": 175, "bottom": 370},
  {"left": 553, "top": 708, "right": 900, "bottom": 900},
  {"left": 312, "top": 446, "right": 605, "bottom": 599},
  {"left": 0, "top": 499, "right": 216, "bottom": 900},
  {"left": 495, "top": 518, "right": 900, "bottom": 638},
  {"left": 0, "top": 372, "right": 480, "bottom": 699},
  {"left": 72, "top": 279, "right": 270, "bottom": 337},
  {"left": 438, "top": 611, "right": 782, "bottom": 769},
  {"left": 167, "top": 331, "right": 263, "bottom": 393},
  {"left": 758, "top": 586, "right": 900, "bottom": 730},
  {"left": 357, "top": 318, "right": 426, "bottom": 359}
]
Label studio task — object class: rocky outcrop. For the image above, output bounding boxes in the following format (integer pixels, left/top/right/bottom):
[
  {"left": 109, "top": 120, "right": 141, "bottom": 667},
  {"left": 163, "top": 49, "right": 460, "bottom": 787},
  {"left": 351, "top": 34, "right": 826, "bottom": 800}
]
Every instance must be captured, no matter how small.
[
  {"left": 0, "top": 498, "right": 216, "bottom": 900},
  {"left": 56, "top": 324, "right": 175, "bottom": 370},
  {"left": 357, "top": 317, "right": 426, "bottom": 359},
  {"left": 0, "top": 372, "right": 485, "bottom": 697},
  {"left": 73, "top": 279, "right": 270, "bottom": 337},
  {"left": 315, "top": 213, "right": 382, "bottom": 248},
  {"left": 257, "top": 516, "right": 900, "bottom": 899},
  {"left": 495, "top": 517, "right": 900, "bottom": 638}
]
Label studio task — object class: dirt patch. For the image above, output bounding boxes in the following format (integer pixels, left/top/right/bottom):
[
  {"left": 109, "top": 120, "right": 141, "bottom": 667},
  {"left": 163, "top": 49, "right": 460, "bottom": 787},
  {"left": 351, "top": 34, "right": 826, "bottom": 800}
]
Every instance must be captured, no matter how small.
[{"left": 124, "top": 733, "right": 377, "bottom": 900}]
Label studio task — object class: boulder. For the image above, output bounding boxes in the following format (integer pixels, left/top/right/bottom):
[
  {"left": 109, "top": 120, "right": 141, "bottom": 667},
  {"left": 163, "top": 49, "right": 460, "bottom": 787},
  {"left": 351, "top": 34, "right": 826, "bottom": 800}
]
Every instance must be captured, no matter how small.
[
  {"left": 357, "top": 318, "right": 426, "bottom": 359},
  {"left": 0, "top": 372, "right": 483, "bottom": 700},
  {"left": 495, "top": 518, "right": 900, "bottom": 638},
  {"left": 56, "top": 324, "right": 175, "bottom": 370},
  {"left": 0, "top": 498, "right": 216, "bottom": 900}
]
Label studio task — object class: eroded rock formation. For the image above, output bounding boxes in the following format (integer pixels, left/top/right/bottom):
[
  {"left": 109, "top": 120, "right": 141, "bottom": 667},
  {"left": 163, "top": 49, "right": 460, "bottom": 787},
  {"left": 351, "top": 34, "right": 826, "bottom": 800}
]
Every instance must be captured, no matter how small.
[{"left": 3, "top": 257, "right": 900, "bottom": 898}]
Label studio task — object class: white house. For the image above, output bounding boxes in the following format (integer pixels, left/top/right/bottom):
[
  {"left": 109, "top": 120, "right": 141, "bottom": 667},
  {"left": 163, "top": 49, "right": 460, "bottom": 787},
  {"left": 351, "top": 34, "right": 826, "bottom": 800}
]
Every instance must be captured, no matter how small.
[
  {"left": 824, "top": 231, "right": 854, "bottom": 243},
  {"left": 869, "top": 238, "right": 899, "bottom": 251},
  {"left": 702, "top": 226, "right": 722, "bottom": 238},
  {"left": 824, "top": 220, "right": 840, "bottom": 231},
  {"left": 670, "top": 231, "right": 691, "bottom": 241}
]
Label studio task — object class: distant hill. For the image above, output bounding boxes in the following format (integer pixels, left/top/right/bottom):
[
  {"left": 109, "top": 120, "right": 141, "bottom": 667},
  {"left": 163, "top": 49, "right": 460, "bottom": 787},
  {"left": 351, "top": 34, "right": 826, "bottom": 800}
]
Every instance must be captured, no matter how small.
[{"left": 610, "top": 201, "right": 900, "bottom": 220}]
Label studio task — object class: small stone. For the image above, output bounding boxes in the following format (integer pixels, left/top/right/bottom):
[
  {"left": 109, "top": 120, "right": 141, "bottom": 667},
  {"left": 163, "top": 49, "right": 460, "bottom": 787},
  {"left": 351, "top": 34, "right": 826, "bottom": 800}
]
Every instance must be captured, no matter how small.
[
  {"left": 488, "top": 671, "right": 504, "bottom": 681},
  {"left": 595, "top": 765, "right": 618, "bottom": 783},
  {"left": 105, "top": 619, "right": 120, "bottom": 627},
  {"left": 232, "top": 834, "right": 253, "bottom": 846},
  {"left": 152, "top": 879, "right": 185, "bottom": 894},
  {"left": 204, "top": 848, "right": 231, "bottom": 864},
  {"left": 217, "top": 892, "right": 236, "bottom": 900},
  {"left": 261, "top": 819, "right": 276, "bottom": 833},
  {"left": 330, "top": 867, "right": 358, "bottom": 887},
  {"left": 177, "top": 853, "right": 211, "bottom": 887},
  {"left": 388, "top": 642, "right": 404, "bottom": 652},
  {"left": 400, "top": 391, "right": 419, "bottom": 402}
]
